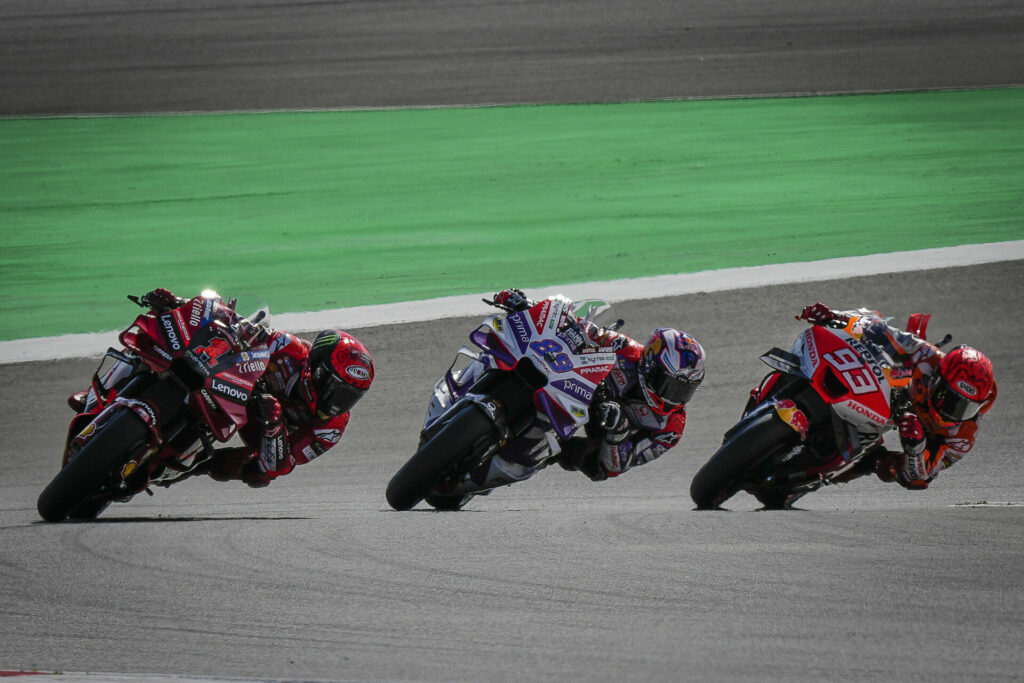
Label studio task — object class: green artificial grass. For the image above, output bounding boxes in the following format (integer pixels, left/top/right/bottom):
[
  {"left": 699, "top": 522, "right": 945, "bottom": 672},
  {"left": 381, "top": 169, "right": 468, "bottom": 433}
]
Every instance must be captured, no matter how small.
[{"left": 1, "top": 87, "right": 1021, "bottom": 340}]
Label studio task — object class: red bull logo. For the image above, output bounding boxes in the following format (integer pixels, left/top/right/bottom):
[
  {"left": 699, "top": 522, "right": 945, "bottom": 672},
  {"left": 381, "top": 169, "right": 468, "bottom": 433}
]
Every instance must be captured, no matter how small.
[{"left": 774, "top": 399, "right": 809, "bottom": 440}]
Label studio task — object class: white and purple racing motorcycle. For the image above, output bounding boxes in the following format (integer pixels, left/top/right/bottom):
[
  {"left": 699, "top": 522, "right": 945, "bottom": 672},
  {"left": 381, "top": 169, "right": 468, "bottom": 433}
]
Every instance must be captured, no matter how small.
[{"left": 386, "top": 295, "right": 622, "bottom": 511}]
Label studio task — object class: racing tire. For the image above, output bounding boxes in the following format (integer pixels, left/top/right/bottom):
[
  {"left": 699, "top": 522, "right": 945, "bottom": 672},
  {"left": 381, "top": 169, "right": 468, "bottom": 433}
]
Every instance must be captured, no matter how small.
[
  {"left": 386, "top": 403, "right": 495, "bottom": 511},
  {"left": 37, "top": 407, "right": 151, "bottom": 522},
  {"left": 67, "top": 498, "right": 112, "bottom": 520},
  {"left": 690, "top": 409, "right": 800, "bottom": 510},
  {"left": 423, "top": 493, "right": 474, "bottom": 511}
]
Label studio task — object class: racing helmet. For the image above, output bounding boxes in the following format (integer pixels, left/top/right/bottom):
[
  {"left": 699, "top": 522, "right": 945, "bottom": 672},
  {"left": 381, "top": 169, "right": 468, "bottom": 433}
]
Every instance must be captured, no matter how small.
[
  {"left": 638, "top": 328, "right": 706, "bottom": 415},
  {"left": 307, "top": 330, "right": 374, "bottom": 418},
  {"left": 927, "top": 345, "right": 994, "bottom": 424}
]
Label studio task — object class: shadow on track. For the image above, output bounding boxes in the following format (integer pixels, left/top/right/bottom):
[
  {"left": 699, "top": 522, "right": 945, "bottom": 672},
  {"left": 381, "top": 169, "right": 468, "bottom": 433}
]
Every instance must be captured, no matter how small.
[{"left": 32, "top": 515, "right": 314, "bottom": 525}]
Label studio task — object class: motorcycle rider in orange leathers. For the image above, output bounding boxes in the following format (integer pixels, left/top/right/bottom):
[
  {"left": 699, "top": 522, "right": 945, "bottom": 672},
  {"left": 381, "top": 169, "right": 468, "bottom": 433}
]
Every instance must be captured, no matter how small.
[{"left": 797, "top": 302, "right": 997, "bottom": 489}]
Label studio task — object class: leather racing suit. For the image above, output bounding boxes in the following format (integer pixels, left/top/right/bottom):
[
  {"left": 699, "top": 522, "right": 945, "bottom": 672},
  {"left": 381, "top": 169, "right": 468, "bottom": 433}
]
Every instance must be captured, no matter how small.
[
  {"left": 436, "top": 317, "right": 688, "bottom": 499},
  {"left": 830, "top": 309, "right": 998, "bottom": 489},
  {"left": 210, "top": 329, "right": 352, "bottom": 487}
]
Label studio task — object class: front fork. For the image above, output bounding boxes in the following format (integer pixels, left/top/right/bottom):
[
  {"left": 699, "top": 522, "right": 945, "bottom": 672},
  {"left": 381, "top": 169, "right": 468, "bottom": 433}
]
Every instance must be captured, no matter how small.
[
  {"left": 745, "top": 373, "right": 857, "bottom": 485},
  {"left": 745, "top": 372, "right": 809, "bottom": 440},
  {"left": 63, "top": 349, "right": 144, "bottom": 467},
  {"left": 63, "top": 373, "right": 191, "bottom": 497}
]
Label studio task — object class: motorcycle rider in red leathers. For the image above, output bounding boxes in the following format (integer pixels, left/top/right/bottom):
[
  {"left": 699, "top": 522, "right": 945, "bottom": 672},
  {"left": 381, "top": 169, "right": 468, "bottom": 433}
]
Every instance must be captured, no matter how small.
[
  {"left": 425, "top": 288, "right": 706, "bottom": 509},
  {"left": 797, "top": 302, "right": 997, "bottom": 490},
  {"left": 66, "top": 288, "right": 374, "bottom": 489}
]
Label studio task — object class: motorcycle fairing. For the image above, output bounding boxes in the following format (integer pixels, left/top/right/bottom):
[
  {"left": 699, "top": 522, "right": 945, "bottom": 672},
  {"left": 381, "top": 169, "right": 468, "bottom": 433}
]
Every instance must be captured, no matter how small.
[
  {"left": 118, "top": 294, "right": 271, "bottom": 442},
  {"left": 431, "top": 296, "right": 616, "bottom": 442},
  {"left": 485, "top": 296, "right": 616, "bottom": 438},
  {"left": 791, "top": 326, "right": 892, "bottom": 432}
]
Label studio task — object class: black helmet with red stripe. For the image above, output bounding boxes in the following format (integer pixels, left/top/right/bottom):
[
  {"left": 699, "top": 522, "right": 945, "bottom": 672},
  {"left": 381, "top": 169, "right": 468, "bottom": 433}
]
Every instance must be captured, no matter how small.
[{"left": 307, "top": 330, "right": 374, "bottom": 418}]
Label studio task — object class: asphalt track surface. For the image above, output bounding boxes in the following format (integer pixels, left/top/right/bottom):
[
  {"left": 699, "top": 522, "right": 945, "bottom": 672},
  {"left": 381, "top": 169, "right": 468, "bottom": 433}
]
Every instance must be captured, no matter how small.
[
  {"left": 2, "top": 2, "right": 1024, "bottom": 682},
  {"left": 3, "top": 263, "right": 1023, "bottom": 682},
  {"left": 2, "top": 0, "right": 1024, "bottom": 115}
]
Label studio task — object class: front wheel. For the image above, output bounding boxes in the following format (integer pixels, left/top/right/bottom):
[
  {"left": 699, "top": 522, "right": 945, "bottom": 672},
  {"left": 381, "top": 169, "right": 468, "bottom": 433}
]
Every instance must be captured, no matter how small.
[
  {"left": 690, "top": 408, "right": 800, "bottom": 510},
  {"left": 386, "top": 403, "right": 496, "bottom": 511},
  {"left": 37, "top": 408, "right": 150, "bottom": 522}
]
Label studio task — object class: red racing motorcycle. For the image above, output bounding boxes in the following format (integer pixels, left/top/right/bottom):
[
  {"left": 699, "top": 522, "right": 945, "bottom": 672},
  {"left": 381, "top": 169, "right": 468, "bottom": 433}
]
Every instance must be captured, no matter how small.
[
  {"left": 690, "top": 314, "right": 943, "bottom": 510},
  {"left": 37, "top": 291, "right": 270, "bottom": 522}
]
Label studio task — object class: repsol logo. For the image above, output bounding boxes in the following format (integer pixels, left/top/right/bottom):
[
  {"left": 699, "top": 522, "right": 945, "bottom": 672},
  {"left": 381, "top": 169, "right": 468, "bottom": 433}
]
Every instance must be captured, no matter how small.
[
  {"left": 846, "top": 336, "right": 886, "bottom": 383},
  {"left": 161, "top": 315, "right": 181, "bottom": 351},
  {"left": 211, "top": 378, "right": 249, "bottom": 403}
]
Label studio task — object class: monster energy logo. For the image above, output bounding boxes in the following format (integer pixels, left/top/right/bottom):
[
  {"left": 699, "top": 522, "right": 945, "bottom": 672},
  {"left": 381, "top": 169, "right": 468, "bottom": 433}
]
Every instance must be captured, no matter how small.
[{"left": 313, "top": 333, "right": 340, "bottom": 349}]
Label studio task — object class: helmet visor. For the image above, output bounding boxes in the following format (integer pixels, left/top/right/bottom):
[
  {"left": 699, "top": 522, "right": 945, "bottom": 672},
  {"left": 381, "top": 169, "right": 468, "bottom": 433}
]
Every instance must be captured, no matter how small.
[
  {"left": 313, "top": 370, "right": 365, "bottom": 417},
  {"left": 645, "top": 361, "right": 699, "bottom": 407},
  {"left": 930, "top": 377, "right": 984, "bottom": 422}
]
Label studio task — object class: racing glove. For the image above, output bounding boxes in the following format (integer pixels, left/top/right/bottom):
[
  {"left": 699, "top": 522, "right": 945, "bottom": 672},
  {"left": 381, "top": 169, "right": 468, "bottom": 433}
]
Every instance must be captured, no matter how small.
[
  {"left": 237, "top": 319, "right": 270, "bottom": 348},
  {"left": 797, "top": 302, "right": 848, "bottom": 327},
  {"left": 257, "top": 394, "right": 284, "bottom": 438},
  {"left": 595, "top": 401, "right": 630, "bottom": 444},
  {"left": 896, "top": 413, "right": 926, "bottom": 457},
  {"left": 254, "top": 393, "right": 291, "bottom": 486},
  {"left": 140, "top": 287, "right": 184, "bottom": 313},
  {"left": 493, "top": 288, "right": 532, "bottom": 311}
]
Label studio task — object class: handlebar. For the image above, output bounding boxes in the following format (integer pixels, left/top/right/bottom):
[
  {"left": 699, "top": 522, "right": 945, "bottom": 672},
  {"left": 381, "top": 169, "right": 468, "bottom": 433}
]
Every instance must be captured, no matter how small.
[{"left": 482, "top": 297, "right": 516, "bottom": 313}]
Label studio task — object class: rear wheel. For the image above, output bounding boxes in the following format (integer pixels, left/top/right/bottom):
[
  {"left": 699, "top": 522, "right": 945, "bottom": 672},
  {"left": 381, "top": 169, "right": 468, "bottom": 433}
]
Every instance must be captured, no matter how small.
[
  {"left": 690, "top": 409, "right": 800, "bottom": 510},
  {"left": 386, "top": 403, "right": 496, "bottom": 511},
  {"left": 37, "top": 408, "right": 150, "bottom": 522}
]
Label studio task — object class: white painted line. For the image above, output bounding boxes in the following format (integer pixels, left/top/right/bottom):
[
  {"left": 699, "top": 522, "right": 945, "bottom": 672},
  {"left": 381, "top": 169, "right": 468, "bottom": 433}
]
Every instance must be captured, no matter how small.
[
  {"left": 950, "top": 502, "right": 1024, "bottom": 507},
  {"left": 0, "top": 674, "right": 265, "bottom": 683},
  {"left": 2, "top": 83, "right": 1020, "bottom": 120},
  {"left": 2, "top": 240, "right": 1022, "bottom": 364}
]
